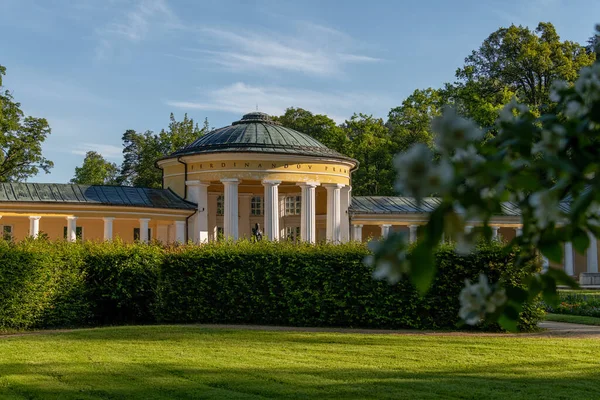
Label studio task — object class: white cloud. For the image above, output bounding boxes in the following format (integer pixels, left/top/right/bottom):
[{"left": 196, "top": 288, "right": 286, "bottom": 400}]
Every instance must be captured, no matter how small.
[
  {"left": 166, "top": 82, "right": 391, "bottom": 123},
  {"left": 70, "top": 143, "right": 123, "bottom": 160},
  {"left": 181, "top": 23, "right": 382, "bottom": 76},
  {"left": 95, "top": 0, "right": 179, "bottom": 59}
]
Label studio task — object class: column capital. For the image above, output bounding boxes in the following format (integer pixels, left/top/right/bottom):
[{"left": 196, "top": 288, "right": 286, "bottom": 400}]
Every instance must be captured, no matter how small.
[
  {"left": 352, "top": 224, "right": 363, "bottom": 228},
  {"left": 102, "top": 217, "right": 115, "bottom": 221},
  {"left": 262, "top": 179, "right": 281, "bottom": 186},
  {"left": 409, "top": 224, "right": 419, "bottom": 228},
  {"left": 66, "top": 216, "right": 78, "bottom": 221},
  {"left": 28, "top": 216, "right": 41, "bottom": 220},
  {"left": 221, "top": 178, "right": 240, "bottom": 184},
  {"left": 185, "top": 180, "right": 211, "bottom": 187},
  {"left": 323, "top": 183, "right": 345, "bottom": 189},
  {"left": 381, "top": 223, "right": 392, "bottom": 227},
  {"left": 296, "top": 181, "right": 320, "bottom": 188},
  {"left": 139, "top": 218, "right": 151, "bottom": 222}
]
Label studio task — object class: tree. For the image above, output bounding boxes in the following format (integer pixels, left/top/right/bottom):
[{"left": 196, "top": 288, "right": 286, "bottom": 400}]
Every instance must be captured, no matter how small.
[
  {"left": 274, "top": 108, "right": 347, "bottom": 153},
  {"left": 0, "top": 65, "right": 53, "bottom": 181},
  {"left": 117, "top": 113, "right": 208, "bottom": 188},
  {"left": 456, "top": 22, "right": 594, "bottom": 112},
  {"left": 70, "top": 151, "right": 118, "bottom": 185},
  {"left": 387, "top": 88, "right": 443, "bottom": 150},
  {"left": 343, "top": 114, "right": 396, "bottom": 196}
]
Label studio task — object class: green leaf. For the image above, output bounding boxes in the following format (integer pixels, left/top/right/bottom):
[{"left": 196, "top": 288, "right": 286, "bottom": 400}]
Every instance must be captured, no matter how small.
[
  {"left": 498, "top": 313, "right": 518, "bottom": 332},
  {"left": 571, "top": 229, "right": 590, "bottom": 255},
  {"left": 539, "top": 241, "right": 563, "bottom": 264},
  {"left": 505, "top": 286, "right": 528, "bottom": 303},
  {"left": 545, "top": 268, "right": 579, "bottom": 289}
]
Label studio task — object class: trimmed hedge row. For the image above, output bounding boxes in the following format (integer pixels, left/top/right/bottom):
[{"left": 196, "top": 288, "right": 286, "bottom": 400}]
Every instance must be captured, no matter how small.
[{"left": 0, "top": 239, "right": 543, "bottom": 331}]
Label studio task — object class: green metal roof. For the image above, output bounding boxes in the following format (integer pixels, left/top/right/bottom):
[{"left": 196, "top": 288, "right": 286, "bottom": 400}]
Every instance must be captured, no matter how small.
[
  {"left": 0, "top": 183, "right": 196, "bottom": 210},
  {"left": 170, "top": 112, "right": 356, "bottom": 163}
]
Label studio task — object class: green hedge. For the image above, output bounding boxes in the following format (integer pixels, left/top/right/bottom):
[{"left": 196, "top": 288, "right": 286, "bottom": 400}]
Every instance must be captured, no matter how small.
[
  {"left": 546, "top": 290, "right": 600, "bottom": 318},
  {"left": 0, "top": 239, "right": 543, "bottom": 332}
]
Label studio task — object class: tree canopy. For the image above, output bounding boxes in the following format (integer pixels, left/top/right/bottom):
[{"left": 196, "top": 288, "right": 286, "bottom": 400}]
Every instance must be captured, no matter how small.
[
  {"left": 70, "top": 151, "right": 118, "bottom": 185},
  {"left": 0, "top": 65, "right": 53, "bottom": 182}
]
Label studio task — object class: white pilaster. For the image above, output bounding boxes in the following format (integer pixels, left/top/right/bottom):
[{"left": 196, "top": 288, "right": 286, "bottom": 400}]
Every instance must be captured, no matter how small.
[
  {"left": 186, "top": 180, "right": 210, "bottom": 243},
  {"left": 340, "top": 186, "right": 351, "bottom": 243},
  {"left": 298, "top": 182, "right": 318, "bottom": 243},
  {"left": 175, "top": 220, "right": 186, "bottom": 243},
  {"left": 381, "top": 224, "right": 392, "bottom": 239},
  {"left": 492, "top": 226, "right": 500, "bottom": 240},
  {"left": 564, "top": 242, "right": 574, "bottom": 276},
  {"left": 29, "top": 216, "right": 41, "bottom": 238},
  {"left": 262, "top": 180, "right": 281, "bottom": 241},
  {"left": 352, "top": 224, "right": 363, "bottom": 242},
  {"left": 103, "top": 217, "right": 114, "bottom": 241},
  {"left": 587, "top": 231, "right": 598, "bottom": 273},
  {"left": 221, "top": 178, "right": 240, "bottom": 240},
  {"left": 139, "top": 218, "right": 150, "bottom": 243},
  {"left": 542, "top": 256, "right": 550, "bottom": 273},
  {"left": 409, "top": 225, "right": 419, "bottom": 243},
  {"left": 66, "top": 216, "right": 77, "bottom": 242},
  {"left": 324, "top": 183, "right": 344, "bottom": 243},
  {"left": 515, "top": 227, "right": 523, "bottom": 237}
]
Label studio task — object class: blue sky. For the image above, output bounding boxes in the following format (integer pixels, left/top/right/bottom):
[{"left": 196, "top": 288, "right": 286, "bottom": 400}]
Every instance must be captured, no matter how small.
[{"left": 1, "top": 0, "right": 599, "bottom": 183}]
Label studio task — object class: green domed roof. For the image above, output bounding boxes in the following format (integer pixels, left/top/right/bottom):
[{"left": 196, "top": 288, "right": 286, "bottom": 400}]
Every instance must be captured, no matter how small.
[{"left": 170, "top": 112, "right": 355, "bottom": 162}]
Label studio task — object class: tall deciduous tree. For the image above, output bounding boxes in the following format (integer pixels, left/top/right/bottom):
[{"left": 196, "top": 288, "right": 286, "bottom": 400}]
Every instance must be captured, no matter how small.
[
  {"left": 0, "top": 65, "right": 53, "bottom": 181},
  {"left": 117, "top": 113, "right": 208, "bottom": 188},
  {"left": 455, "top": 22, "right": 594, "bottom": 111},
  {"left": 344, "top": 114, "right": 395, "bottom": 196},
  {"left": 70, "top": 151, "right": 118, "bottom": 185},
  {"left": 274, "top": 108, "right": 348, "bottom": 153}
]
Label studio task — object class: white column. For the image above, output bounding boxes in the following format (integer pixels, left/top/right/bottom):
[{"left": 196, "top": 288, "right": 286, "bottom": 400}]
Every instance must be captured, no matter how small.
[
  {"left": 262, "top": 180, "right": 281, "bottom": 241},
  {"left": 139, "top": 218, "right": 150, "bottom": 243},
  {"left": 103, "top": 217, "right": 114, "bottom": 241},
  {"left": 298, "top": 182, "right": 318, "bottom": 243},
  {"left": 352, "top": 224, "right": 363, "bottom": 242},
  {"left": 492, "top": 226, "right": 500, "bottom": 240},
  {"left": 239, "top": 193, "right": 252, "bottom": 239},
  {"left": 175, "top": 220, "right": 186, "bottom": 243},
  {"left": 29, "top": 216, "right": 41, "bottom": 238},
  {"left": 409, "top": 225, "right": 418, "bottom": 243},
  {"left": 515, "top": 227, "right": 523, "bottom": 237},
  {"left": 66, "top": 216, "right": 77, "bottom": 242},
  {"left": 465, "top": 225, "right": 474, "bottom": 233},
  {"left": 324, "top": 184, "right": 344, "bottom": 243},
  {"left": 340, "top": 186, "right": 351, "bottom": 243},
  {"left": 564, "top": 242, "right": 574, "bottom": 276},
  {"left": 587, "top": 231, "right": 598, "bottom": 273},
  {"left": 186, "top": 180, "right": 210, "bottom": 243},
  {"left": 381, "top": 224, "right": 392, "bottom": 239},
  {"left": 221, "top": 178, "right": 240, "bottom": 240}
]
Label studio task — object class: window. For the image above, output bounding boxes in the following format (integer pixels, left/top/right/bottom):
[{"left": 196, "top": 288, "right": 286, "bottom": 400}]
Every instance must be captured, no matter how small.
[
  {"left": 133, "top": 228, "right": 152, "bottom": 241},
  {"left": 63, "top": 226, "right": 83, "bottom": 240},
  {"left": 285, "top": 226, "right": 301, "bottom": 242},
  {"left": 216, "top": 195, "right": 224, "bottom": 216},
  {"left": 285, "top": 196, "right": 301, "bottom": 215},
  {"left": 216, "top": 226, "right": 224, "bottom": 241},
  {"left": 251, "top": 196, "right": 263, "bottom": 215},
  {"left": 1, "top": 225, "right": 13, "bottom": 241}
]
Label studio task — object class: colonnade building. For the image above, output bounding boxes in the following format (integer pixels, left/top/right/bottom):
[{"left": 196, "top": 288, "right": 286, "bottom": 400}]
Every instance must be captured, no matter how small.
[{"left": 0, "top": 112, "right": 597, "bottom": 278}]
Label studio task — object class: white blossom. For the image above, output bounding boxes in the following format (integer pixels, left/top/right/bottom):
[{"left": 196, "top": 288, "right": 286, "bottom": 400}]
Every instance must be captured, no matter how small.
[
  {"left": 432, "top": 108, "right": 483, "bottom": 154},
  {"left": 575, "top": 63, "right": 600, "bottom": 105},
  {"left": 459, "top": 274, "right": 506, "bottom": 325},
  {"left": 372, "top": 260, "right": 403, "bottom": 284},
  {"left": 480, "top": 187, "right": 496, "bottom": 200},
  {"left": 529, "top": 191, "right": 561, "bottom": 229},
  {"left": 531, "top": 125, "right": 567, "bottom": 155},
  {"left": 564, "top": 100, "right": 584, "bottom": 118},
  {"left": 394, "top": 144, "right": 453, "bottom": 202},
  {"left": 498, "top": 98, "right": 529, "bottom": 124},
  {"left": 451, "top": 145, "right": 485, "bottom": 169},
  {"left": 549, "top": 80, "right": 569, "bottom": 103},
  {"left": 455, "top": 233, "right": 475, "bottom": 255}
]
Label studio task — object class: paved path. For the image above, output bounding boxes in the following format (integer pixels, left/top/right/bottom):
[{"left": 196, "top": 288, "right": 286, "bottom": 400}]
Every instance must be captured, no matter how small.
[{"left": 1, "top": 321, "right": 600, "bottom": 339}]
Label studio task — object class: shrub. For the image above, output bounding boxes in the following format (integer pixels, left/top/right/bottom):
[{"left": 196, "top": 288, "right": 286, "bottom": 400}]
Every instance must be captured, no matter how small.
[
  {"left": 0, "top": 239, "right": 542, "bottom": 331},
  {"left": 546, "top": 290, "right": 600, "bottom": 318}
]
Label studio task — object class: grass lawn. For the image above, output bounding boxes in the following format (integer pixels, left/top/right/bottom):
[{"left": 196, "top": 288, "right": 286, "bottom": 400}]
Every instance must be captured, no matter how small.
[
  {"left": 545, "top": 313, "right": 600, "bottom": 326},
  {"left": 0, "top": 326, "right": 599, "bottom": 399}
]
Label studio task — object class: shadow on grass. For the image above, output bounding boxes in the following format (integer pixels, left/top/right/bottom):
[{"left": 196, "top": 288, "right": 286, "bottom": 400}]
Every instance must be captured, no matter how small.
[{"left": 0, "top": 361, "right": 599, "bottom": 400}]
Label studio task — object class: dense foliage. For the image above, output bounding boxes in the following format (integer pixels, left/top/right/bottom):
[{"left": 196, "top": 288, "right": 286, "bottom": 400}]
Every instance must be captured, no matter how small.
[
  {"left": 70, "top": 151, "right": 119, "bottom": 185},
  {"left": 0, "top": 65, "right": 53, "bottom": 181},
  {"left": 0, "top": 239, "right": 542, "bottom": 332}
]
